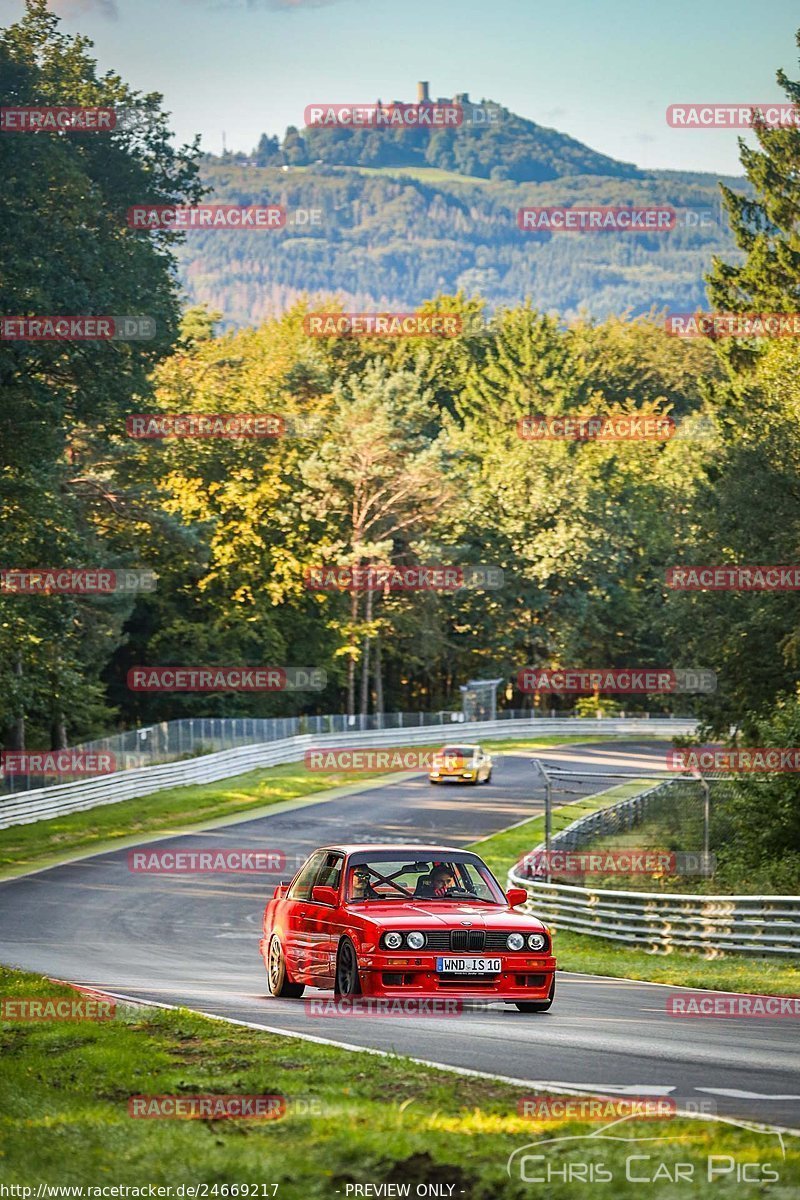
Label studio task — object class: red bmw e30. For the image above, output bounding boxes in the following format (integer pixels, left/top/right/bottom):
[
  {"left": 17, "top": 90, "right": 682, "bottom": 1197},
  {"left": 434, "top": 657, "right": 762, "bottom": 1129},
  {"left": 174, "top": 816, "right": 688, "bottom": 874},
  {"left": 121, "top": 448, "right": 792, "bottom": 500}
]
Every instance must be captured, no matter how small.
[{"left": 260, "top": 844, "right": 556, "bottom": 1012}]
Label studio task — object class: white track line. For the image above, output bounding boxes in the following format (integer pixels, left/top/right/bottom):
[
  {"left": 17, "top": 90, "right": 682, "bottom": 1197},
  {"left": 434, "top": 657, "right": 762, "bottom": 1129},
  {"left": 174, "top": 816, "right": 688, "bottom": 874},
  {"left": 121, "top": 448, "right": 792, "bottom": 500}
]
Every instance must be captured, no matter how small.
[{"left": 72, "top": 982, "right": 800, "bottom": 1139}]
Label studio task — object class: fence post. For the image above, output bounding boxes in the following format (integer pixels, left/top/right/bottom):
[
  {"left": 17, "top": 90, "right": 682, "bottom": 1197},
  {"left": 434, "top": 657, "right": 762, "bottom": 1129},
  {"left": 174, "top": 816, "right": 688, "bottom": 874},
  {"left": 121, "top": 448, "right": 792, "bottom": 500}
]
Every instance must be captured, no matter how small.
[
  {"left": 700, "top": 772, "right": 711, "bottom": 861},
  {"left": 531, "top": 758, "right": 552, "bottom": 884}
]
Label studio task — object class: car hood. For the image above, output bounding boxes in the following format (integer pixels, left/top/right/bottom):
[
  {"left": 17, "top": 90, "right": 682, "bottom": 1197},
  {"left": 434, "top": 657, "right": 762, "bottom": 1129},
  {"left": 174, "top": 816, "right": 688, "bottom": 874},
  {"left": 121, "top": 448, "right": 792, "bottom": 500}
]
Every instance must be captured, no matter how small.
[{"left": 347, "top": 901, "right": 547, "bottom": 931}]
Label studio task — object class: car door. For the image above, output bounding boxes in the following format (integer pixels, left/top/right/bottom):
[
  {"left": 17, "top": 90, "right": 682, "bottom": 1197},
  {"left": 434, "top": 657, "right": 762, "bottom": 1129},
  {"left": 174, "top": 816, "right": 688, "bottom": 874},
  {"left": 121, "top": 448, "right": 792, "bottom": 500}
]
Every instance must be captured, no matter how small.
[
  {"left": 284, "top": 850, "right": 327, "bottom": 982},
  {"left": 304, "top": 851, "right": 344, "bottom": 985}
]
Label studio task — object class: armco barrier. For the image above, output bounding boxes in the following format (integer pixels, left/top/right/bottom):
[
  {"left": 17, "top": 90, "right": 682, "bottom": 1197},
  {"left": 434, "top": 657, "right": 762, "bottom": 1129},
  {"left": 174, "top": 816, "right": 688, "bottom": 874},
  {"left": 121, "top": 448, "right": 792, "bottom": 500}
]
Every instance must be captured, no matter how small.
[
  {"left": 508, "top": 778, "right": 800, "bottom": 957},
  {"left": 0, "top": 717, "right": 696, "bottom": 829},
  {"left": 0, "top": 709, "right": 693, "bottom": 793}
]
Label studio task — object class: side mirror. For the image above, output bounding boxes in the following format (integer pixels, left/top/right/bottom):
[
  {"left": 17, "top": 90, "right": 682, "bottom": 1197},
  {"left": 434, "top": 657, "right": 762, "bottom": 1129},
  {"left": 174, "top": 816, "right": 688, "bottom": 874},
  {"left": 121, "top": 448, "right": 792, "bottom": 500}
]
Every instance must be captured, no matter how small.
[
  {"left": 273, "top": 883, "right": 290, "bottom": 899},
  {"left": 310, "top": 884, "right": 339, "bottom": 907},
  {"left": 506, "top": 887, "right": 528, "bottom": 908}
]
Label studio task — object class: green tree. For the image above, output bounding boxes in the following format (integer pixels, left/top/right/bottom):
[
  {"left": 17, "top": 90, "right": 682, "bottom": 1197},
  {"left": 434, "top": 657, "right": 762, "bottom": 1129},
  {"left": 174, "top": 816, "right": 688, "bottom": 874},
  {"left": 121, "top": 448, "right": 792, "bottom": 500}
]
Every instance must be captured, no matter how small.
[
  {"left": 707, "top": 29, "right": 800, "bottom": 356},
  {"left": 666, "top": 27, "right": 800, "bottom": 734},
  {"left": 0, "top": 0, "right": 202, "bottom": 749},
  {"left": 299, "top": 360, "right": 454, "bottom": 715}
]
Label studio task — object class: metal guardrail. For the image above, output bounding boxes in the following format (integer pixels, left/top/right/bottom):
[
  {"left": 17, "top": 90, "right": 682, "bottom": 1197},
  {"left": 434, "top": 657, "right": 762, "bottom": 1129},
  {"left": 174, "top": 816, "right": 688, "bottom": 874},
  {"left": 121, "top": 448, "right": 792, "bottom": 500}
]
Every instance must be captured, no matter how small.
[
  {"left": 1, "top": 711, "right": 459, "bottom": 794},
  {"left": 0, "top": 716, "right": 697, "bottom": 830},
  {"left": 0, "top": 708, "right": 695, "bottom": 794},
  {"left": 508, "top": 778, "right": 800, "bottom": 957}
]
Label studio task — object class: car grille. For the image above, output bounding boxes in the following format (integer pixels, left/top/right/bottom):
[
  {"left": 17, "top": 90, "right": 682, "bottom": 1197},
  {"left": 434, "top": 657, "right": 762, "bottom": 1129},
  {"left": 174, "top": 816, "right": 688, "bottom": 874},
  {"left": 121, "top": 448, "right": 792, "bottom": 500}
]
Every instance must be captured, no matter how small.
[
  {"left": 450, "top": 929, "right": 486, "bottom": 951},
  {"left": 415, "top": 930, "right": 540, "bottom": 952}
]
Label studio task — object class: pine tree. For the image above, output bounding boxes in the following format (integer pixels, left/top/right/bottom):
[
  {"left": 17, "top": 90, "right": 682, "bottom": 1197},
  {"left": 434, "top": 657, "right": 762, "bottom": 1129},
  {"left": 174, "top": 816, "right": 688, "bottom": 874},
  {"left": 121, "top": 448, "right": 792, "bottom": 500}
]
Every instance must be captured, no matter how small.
[{"left": 707, "top": 30, "right": 800, "bottom": 329}]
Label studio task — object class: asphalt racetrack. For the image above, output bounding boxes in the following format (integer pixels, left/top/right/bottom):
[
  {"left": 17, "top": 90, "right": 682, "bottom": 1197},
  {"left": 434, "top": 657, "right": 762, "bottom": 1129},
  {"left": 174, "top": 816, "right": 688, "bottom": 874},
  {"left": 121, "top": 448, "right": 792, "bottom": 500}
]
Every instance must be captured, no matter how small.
[{"left": 1, "top": 741, "right": 798, "bottom": 1130}]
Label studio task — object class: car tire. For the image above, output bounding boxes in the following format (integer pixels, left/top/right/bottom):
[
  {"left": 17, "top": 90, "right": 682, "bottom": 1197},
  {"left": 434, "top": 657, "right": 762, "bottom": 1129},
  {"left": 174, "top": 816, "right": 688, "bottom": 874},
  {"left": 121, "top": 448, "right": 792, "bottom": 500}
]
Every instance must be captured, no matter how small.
[
  {"left": 429, "top": 777, "right": 441, "bottom": 785},
  {"left": 266, "top": 935, "right": 305, "bottom": 998},
  {"left": 334, "top": 936, "right": 362, "bottom": 996},
  {"left": 515, "top": 977, "right": 555, "bottom": 1013}
]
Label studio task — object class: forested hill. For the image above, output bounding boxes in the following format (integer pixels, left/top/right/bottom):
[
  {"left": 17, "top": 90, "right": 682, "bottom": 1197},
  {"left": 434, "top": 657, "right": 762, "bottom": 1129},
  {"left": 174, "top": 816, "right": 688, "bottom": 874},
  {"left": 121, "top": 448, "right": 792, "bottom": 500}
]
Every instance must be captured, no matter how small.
[
  {"left": 239, "top": 97, "right": 644, "bottom": 182},
  {"left": 178, "top": 161, "right": 745, "bottom": 329}
]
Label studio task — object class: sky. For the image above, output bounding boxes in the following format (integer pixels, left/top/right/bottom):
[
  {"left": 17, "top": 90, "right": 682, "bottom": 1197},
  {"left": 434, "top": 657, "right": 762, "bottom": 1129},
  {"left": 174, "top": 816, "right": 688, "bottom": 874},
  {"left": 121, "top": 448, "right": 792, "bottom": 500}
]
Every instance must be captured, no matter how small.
[{"left": 2, "top": 0, "right": 799, "bottom": 174}]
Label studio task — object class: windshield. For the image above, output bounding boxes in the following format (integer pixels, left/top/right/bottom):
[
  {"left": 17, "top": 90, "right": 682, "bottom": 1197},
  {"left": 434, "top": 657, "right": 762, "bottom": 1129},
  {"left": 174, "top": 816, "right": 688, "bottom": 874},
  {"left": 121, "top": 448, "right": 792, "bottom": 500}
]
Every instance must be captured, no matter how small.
[
  {"left": 346, "top": 857, "right": 504, "bottom": 903},
  {"left": 436, "top": 746, "right": 478, "bottom": 759}
]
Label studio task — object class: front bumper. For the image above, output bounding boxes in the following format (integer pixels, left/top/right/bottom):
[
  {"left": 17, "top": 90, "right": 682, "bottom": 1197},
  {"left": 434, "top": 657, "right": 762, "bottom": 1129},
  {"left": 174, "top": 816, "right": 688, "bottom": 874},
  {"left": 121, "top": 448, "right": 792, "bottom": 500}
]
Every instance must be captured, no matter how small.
[
  {"left": 356, "top": 952, "right": 556, "bottom": 1000},
  {"left": 429, "top": 770, "right": 477, "bottom": 781}
]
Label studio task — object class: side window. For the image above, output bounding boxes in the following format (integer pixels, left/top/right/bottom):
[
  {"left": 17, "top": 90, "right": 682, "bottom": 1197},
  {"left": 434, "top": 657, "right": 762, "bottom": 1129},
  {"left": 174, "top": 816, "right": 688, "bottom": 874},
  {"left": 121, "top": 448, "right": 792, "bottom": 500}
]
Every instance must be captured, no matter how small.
[
  {"left": 313, "top": 852, "right": 344, "bottom": 894},
  {"left": 288, "top": 851, "right": 327, "bottom": 901}
]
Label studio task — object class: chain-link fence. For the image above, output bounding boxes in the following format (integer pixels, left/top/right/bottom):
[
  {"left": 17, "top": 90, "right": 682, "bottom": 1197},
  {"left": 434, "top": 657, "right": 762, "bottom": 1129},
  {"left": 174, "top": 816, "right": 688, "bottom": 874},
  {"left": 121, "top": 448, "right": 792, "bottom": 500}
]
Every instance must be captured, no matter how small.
[
  {"left": 0, "top": 709, "right": 692, "bottom": 794},
  {"left": 508, "top": 771, "right": 800, "bottom": 953},
  {"left": 518, "top": 765, "right": 766, "bottom": 894}
]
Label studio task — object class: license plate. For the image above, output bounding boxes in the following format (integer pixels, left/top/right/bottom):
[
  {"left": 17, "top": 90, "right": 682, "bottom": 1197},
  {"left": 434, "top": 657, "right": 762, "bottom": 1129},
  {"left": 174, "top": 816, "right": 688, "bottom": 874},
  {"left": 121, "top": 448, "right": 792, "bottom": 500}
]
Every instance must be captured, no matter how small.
[{"left": 436, "top": 956, "right": 502, "bottom": 974}]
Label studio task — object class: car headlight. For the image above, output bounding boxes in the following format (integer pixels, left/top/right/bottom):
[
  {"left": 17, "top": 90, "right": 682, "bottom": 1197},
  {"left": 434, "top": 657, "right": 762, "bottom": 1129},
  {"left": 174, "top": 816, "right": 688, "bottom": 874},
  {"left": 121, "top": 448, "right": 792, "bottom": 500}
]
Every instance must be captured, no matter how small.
[
  {"left": 527, "top": 933, "right": 546, "bottom": 951},
  {"left": 383, "top": 931, "right": 403, "bottom": 950},
  {"left": 406, "top": 931, "right": 426, "bottom": 950},
  {"left": 506, "top": 933, "right": 525, "bottom": 950}
]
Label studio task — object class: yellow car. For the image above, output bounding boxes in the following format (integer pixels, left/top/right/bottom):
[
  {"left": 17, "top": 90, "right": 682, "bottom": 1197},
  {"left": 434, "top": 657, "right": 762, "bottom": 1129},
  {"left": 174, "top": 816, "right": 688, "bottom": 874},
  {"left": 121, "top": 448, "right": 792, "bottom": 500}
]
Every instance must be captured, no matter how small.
[{"left": 429, "top": 743, "right": 493, "bottom": 785}]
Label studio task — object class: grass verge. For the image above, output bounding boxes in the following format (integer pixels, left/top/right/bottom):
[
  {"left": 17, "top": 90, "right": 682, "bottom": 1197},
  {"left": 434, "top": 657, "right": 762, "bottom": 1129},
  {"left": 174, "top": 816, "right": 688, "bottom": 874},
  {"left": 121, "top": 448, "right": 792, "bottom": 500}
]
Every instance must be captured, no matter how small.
[
  {"left": 479, "top": 733, "right": 671, "bottom": 751},
  {"left": 0, "top": 737, "right": 622, "bottom": 878},
  {"left": 0, "top": 762, "right": 380, "bottom": 877},
  {"left": 0, "top": 966, "right": 796, "bottom": 1196},
  {"left": 467, "top": 788, "right": 800, "bottom": 995}
]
